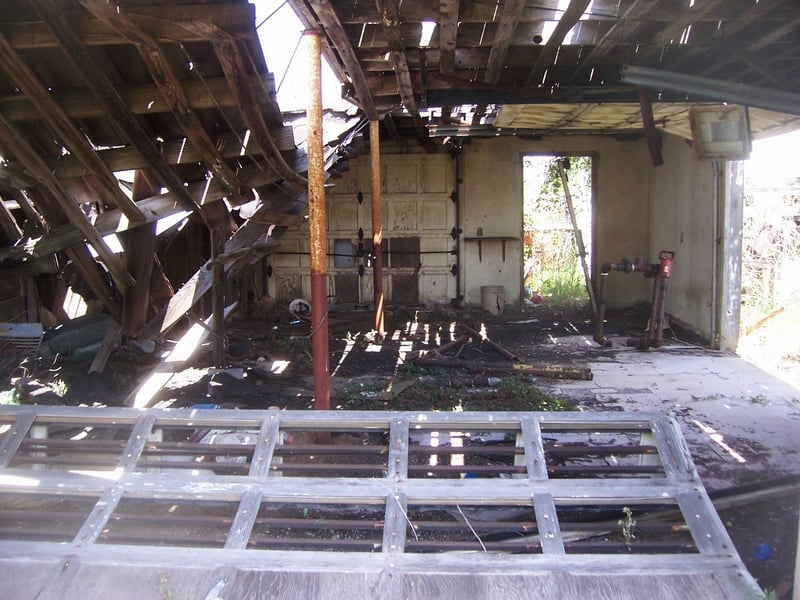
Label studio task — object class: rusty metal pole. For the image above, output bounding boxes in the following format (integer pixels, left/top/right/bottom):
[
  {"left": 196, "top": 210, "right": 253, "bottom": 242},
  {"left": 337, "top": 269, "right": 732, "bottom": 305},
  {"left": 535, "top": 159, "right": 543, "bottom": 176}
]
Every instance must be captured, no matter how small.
[
  {"left": 306, "top": 30, "right": 330, "bottom": 409},
  {"left": 370, "top": 119, "right": 385, "bottom": 341}
]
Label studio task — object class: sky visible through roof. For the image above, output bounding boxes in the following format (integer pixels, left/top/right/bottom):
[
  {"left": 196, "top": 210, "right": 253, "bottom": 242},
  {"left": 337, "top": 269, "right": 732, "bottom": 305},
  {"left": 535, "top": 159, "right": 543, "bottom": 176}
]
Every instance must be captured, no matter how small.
[
  {"left": 249, "top": 1, "right": 799, "bottom": 192},
  {"left": 253, "top": 0, "right": 351, "bottom": 112}
]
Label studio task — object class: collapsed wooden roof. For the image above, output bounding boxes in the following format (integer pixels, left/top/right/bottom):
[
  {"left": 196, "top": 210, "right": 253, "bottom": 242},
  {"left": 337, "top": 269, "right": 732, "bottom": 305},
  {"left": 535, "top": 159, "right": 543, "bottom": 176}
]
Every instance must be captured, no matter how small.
[
  {"left": 0, "top": 0, "right": 360, "bottom": 336},
  {"left": 289, "top": 0, "right": 800, "bottom": 140}
]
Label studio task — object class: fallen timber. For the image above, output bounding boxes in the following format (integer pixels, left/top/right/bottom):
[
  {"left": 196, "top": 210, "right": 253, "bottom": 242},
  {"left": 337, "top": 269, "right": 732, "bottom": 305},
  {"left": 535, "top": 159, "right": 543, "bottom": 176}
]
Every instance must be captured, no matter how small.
[{"left": 410, "top": 357, "right": 593, "bottom": 381}]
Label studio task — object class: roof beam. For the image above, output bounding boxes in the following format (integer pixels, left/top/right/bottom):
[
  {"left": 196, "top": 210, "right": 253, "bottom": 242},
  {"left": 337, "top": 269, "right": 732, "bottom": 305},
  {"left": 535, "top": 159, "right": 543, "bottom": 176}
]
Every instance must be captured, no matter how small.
[
  {"left": 0, "top": 75, "right": 275, "bottom": 122},
  {"left": 300, "top": 0, "right": 378, "bottom": 120},
  {"left": 80, "top": 0, "right": 243, "bottom": 200},
  {"left": 0, "top": 113, "right": 134, "bottom": 291},
  {"left": 484, "top": 0, "right": 527, "bottom": 85},
  {"left": 0, "top": 31, "right": 146, "bottom": 222},
  {"left": 526, "top": 0, "right": 592, "bottom": 86},
  {"left": 438, "top": 0, "right": 459, "bottom": 74},
  {"left": 26, "top": 159, "right": 284, "bottom": 259},
  {"left": 30, "top": 0, "right": 204, "bottom": 219}
]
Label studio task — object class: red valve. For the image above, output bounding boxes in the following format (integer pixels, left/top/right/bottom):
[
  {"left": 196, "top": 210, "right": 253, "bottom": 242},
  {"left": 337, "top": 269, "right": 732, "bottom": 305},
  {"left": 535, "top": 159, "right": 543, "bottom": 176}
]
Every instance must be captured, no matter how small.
[{"left": 658, "top": 251, "right": 675, "bottom": 278}]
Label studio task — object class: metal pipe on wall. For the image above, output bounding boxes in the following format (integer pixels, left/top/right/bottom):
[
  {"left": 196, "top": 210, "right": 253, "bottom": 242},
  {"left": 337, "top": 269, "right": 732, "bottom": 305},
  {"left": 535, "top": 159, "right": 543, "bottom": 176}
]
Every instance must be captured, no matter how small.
[
  {"left": 370, "top": 119, "right": 385, "bottom": 340},
  {"left": 305, "top": 30, "right": 329, "bottom": 409}
]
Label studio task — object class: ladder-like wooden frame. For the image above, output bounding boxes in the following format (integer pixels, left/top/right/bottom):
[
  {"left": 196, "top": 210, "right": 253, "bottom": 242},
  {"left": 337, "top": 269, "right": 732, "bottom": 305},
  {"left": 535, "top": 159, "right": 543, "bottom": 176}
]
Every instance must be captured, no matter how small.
[{"left": 0, "top": 406, "right": 762, "bottom": 599}]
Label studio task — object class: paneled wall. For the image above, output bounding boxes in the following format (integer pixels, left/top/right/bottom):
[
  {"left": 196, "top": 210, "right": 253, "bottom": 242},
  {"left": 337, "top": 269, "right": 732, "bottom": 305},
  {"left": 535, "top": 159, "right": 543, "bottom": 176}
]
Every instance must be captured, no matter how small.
[{"left": 271, "top": 149, "right": 457, "bottom": 307}]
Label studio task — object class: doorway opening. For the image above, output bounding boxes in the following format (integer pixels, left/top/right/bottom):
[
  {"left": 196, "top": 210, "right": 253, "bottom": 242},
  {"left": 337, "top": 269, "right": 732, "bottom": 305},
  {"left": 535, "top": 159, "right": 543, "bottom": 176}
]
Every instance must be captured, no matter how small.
[
  {"left": 522, "top": 155, "right": 593, "bottom": 307},
  {"left": 738, "top": 131, "right": 800, "bottom": 388}
]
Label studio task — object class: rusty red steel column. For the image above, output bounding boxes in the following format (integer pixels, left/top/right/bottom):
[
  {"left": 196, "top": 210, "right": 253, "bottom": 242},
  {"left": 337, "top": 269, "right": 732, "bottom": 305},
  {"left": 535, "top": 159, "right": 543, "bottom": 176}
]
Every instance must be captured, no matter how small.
[
  {"left": 306, "top": 29, "right": 330, "bottom": 409},
  {"left": 370, "top": 119, "right": 385, "bottom": 341}
]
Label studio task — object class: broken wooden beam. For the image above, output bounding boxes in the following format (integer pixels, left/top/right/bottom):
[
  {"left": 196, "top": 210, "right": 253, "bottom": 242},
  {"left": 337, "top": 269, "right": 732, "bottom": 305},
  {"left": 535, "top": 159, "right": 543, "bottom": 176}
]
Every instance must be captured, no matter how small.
[
  {"left": 410, "top": 357, "right": 593, "bottom": 381},
  {"left": 82, "top": 0, "right": 244, "bottom": 200},
  {"left": 457, "top": 322, "right": 520, "bottom": 362}
]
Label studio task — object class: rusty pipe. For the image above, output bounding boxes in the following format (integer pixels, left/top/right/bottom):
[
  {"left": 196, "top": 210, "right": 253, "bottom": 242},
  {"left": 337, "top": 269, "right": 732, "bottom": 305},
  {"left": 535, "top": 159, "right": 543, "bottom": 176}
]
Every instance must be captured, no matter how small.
[
  {"left": 306, "top": 30, "right": 329, "bottom": 409},
  {"left": 593, "top": 271, "right": 611, "bottom": 346}
]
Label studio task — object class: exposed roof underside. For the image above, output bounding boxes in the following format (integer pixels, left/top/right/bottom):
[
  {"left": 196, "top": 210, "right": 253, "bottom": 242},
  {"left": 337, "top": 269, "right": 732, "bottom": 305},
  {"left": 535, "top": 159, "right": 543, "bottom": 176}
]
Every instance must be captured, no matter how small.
[
  {"left": 0, "top": 0, "right": 359, "bottom": 332},
  {"left": 289, "top": 0, "right": 800, "bottom": 140}
]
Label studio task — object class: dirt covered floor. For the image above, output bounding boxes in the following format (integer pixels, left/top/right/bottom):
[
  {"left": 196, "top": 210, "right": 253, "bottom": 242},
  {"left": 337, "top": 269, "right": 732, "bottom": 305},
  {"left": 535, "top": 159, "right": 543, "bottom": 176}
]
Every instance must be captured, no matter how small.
[{"left": 1, "top": 301, "right": 797, "bottom": 597}]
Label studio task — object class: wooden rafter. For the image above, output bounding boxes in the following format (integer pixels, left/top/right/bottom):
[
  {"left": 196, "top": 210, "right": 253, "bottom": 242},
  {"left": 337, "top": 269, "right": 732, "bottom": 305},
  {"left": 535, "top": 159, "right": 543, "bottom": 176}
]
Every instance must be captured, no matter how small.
[
  {"left": 567, "top": 0, "right": 660, "bottom": 76},
  {"left": 64, "top": 244, "right": 123, "bottom": 322},
  {"left": 2, "top": 3, "right": 257, "bottom": 50},
  {"left": 80, "top": 0, "right": 244, "bottom": 200},
  {"left": 303, "top": 0, "right": 378, "bottom": 120},
  {"left": 713, "top": 0, "right": 786, "bottom": 39},
  {"left": 0, "top": 195, "right": 22, "bottom": 242},
  {"left": 649, "top": 0, "right": 726, "bottom": 47},
  {"left": 0, "top": 31, "right": 146, "bottom": 222},
  {"left": 438, "top": 0, "right": 459, "bottom": 74},
  {"left": 0, "top": 114, "right": 134, "bottom": 291},
  {"left": 747, "top": 15, "right": 800, "bottom": 52},
  {"left": 49, "top": 130, "right": 294, "bottom": 181},
  {"left": 30, "top": 0, "right": 204, "bottom": 219},
  {"left": 375, "top": 0, "right": 430, "bottom": 144},
  {"left": 25, "top": 158, "right": 284, "bottom": 259},
  {"left": 484, "top": 0, "right": 526, "bottom": 85},
  {"left": 181, "top": 22, "right": 306, "bottom": 190},
  {"left": 390, "top": 50, "right": 423, "bottom": 124},
  {"left": 526, "top": 0, "right": 592, "bottom": 86}
]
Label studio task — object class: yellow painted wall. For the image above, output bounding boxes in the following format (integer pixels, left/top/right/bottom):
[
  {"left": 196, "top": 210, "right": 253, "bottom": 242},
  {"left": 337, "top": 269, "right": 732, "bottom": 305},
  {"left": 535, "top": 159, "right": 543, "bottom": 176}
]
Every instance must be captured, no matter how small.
[{"left": 272, "top": 132, "right": 723, "bottom": 341}]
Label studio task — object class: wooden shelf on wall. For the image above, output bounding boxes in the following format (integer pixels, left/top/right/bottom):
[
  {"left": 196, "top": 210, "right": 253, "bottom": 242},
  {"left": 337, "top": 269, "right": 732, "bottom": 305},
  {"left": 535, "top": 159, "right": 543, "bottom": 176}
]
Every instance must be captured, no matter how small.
[{"left": 463, "top": 236, "right": 518, "bottom": 262}]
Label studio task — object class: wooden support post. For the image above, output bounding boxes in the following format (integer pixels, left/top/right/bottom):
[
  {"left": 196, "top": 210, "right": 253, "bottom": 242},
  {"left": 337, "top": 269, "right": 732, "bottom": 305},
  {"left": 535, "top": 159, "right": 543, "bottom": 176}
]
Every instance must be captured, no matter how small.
[
  {"left": 306, "top": 30, "right": 330, "bottom": 410},
  {"left": 638, "top": 89, "right": 664, "bottom": 167},
  {"left": 370, "top": 120, "right": 385, "bottom": 341},
  {"left": 121, "top": 170, "right": 158, "bottom": 339},
  {"left": 211, "top": 230, "right": 226, "bottom": 368}
]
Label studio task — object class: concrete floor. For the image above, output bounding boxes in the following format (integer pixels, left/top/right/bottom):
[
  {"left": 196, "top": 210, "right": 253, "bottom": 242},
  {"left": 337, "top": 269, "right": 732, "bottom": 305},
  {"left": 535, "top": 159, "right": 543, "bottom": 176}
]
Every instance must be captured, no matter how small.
[
  {"left": 540, "top": 332, "right": 799, "bottom": 596},
  {"left": 544, "top": 333, "right": 800, "bottom": 491}
]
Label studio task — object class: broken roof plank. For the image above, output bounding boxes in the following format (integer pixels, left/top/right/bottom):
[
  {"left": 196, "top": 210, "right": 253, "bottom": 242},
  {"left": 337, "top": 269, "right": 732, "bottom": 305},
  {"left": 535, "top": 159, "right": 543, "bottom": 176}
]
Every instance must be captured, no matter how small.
[
  {"left": 185, "top": 22, "right": 307, "bottom": 189},
  {"left": 438, "top": 0, "right": 459, "bottom": 74},
  {"left": 24, "top": 149, "right": 314, "bottom": 259},
  {"left": 566, "top": 0, "right": 661, "bottom": 77},
  {"left": 125, "top": 302, "right": 238, "bottom": 408},
  {"left": 302, "top": 0, "right": 378, "bottom": 120},
  {"left": 484, "top": 0, "right": 527, "bottom": 85},
  {"left": 526, "top": 0, "right": 592, "bottom": 86},
  {"left": 82, "top": 0, "right": 245, "bottom": 200}
]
